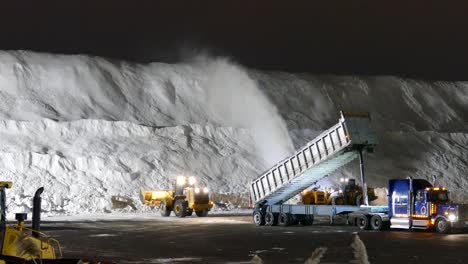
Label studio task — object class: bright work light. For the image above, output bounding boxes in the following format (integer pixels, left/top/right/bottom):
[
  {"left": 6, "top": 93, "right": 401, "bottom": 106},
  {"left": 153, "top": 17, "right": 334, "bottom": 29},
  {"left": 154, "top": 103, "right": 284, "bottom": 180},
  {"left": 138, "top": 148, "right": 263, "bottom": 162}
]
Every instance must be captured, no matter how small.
[
  {"left": 188, "top": 177, "right": 196, "bottom": 185},
  {"left": 176, "top": 176, "right": 186, "bottom": 186}
]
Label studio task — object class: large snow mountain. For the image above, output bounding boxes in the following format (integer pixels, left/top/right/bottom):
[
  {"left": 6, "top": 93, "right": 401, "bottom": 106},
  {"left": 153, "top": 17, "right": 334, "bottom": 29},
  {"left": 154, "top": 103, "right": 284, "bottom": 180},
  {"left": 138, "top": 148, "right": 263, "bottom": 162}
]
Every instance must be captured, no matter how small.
[{"left": 0, "top": 50, "right": 466, "bottom": 215}]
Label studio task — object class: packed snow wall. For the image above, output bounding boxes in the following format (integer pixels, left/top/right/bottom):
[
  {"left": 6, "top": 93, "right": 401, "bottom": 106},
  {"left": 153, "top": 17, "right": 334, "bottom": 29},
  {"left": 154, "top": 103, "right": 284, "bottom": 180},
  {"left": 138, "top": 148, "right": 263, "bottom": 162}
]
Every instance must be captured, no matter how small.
[{"left": 0, "top": 50, "right": 467, "bottom": 215}]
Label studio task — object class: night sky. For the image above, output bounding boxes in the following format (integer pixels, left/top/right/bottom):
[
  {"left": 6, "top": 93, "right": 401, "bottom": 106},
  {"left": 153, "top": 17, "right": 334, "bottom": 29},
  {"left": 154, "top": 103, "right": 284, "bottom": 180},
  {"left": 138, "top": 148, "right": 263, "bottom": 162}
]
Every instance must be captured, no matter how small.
[{"left": 1, "top": 1, "right": 468, "bottom": 80}]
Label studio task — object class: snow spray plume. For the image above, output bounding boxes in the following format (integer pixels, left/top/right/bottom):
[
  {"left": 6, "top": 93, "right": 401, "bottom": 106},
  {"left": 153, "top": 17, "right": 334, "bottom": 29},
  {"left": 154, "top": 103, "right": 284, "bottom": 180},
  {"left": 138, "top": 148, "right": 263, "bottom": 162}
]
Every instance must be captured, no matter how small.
[{"left": 190, "top": 55, "right": 294, "bottom": 167}]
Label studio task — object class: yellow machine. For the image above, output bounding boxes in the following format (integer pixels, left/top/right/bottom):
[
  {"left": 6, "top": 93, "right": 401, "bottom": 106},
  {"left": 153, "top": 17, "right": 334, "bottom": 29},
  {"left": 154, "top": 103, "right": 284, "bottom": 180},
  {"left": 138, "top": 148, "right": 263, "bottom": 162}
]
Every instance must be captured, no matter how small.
[
  {"left": 301, "top": 179, "right": 377, "bottom": 206},
  {"left": 338, "top": 178, "right": 377, "bottom": 206},
  {"left": 141, "top": 176, "right": 214, "bottom": 218},
  {"left": 0, "top": 181, "right": 83, "bottom": 264},
  {"left": 301, "top": 187, "right": 344, "bottom": 205}
]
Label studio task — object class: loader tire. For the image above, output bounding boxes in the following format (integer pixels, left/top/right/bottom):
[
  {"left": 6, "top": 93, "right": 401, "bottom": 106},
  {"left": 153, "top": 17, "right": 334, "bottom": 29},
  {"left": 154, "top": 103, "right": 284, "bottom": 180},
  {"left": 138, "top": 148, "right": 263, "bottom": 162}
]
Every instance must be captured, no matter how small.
[
  {"left": 332, "top": 196, "right": 345, "bottom": 205},
  {"left": 186, "top": 209, "right": 193, "bottom": 216},
  {"left": 196, "top": 209, "right": 209, "bottom": 217},
  {"left": 160, "top": 200, "right": 171, "bottom": 217},
  {"left": 174, "top": 199, "right": 187, "bottom": 218}
]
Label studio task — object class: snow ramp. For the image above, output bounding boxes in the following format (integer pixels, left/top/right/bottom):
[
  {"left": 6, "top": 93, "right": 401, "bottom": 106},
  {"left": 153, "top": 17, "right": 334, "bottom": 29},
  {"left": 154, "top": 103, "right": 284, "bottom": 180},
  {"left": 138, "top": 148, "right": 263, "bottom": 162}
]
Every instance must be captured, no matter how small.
[{"left": 250, "top": 111, "right": 377, "bottom": 205}]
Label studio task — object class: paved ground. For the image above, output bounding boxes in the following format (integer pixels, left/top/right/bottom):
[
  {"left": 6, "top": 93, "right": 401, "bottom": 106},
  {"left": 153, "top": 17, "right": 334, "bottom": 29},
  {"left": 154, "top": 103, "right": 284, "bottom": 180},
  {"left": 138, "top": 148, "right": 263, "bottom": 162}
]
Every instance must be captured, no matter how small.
[{"left": 38, "top": 214, "right": 468, "bottom": 263}]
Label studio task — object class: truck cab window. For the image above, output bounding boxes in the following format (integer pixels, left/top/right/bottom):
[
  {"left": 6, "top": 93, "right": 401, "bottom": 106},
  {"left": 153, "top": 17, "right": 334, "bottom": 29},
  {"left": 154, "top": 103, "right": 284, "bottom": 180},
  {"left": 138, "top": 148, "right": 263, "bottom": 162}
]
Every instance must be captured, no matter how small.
[{"left": 426, "top": 191, "right": 449, "bottom": 203}]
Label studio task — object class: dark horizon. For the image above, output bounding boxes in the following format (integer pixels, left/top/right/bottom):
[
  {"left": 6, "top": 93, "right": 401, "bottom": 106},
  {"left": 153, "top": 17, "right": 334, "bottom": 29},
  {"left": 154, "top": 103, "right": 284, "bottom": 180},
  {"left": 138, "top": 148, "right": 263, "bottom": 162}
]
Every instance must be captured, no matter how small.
[{"left": 1, "top": 1, "right": 468, "bottom": 80}]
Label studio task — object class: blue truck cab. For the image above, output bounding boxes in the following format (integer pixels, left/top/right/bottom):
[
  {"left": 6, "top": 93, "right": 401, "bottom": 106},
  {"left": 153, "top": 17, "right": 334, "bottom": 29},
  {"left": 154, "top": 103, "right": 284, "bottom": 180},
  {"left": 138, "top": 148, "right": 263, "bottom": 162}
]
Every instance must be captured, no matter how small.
[{"left": 350, "top": 177, "right": 468, "bottom": 233}]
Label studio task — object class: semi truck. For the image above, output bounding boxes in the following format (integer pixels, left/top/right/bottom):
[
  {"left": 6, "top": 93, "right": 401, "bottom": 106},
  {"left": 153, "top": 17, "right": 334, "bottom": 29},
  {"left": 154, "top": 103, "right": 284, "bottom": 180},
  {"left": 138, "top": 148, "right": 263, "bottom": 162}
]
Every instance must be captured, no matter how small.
[
  {"left": 349, "top": 177, "right": 468, "bottom": 233},
  {"left": 249, "top": 111, "right": 468, "bottom": 233}
]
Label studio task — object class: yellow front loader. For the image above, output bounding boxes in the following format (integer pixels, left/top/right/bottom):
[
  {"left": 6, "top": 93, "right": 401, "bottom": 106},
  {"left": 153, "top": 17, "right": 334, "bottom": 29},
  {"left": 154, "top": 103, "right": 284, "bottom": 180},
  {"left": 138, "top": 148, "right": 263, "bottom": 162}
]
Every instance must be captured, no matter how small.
[
  {"left": 141, "top": 176, "right": 214, "bottom": 218},
  {"left": 0, "top": 181, "right": 84, "bottom": 263}
]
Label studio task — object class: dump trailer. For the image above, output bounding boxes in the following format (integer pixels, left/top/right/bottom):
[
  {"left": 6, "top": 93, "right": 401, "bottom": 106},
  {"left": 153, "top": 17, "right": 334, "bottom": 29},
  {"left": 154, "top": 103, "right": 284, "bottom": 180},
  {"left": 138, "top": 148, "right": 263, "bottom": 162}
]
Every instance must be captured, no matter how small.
[
  {"left": 141, "top": 176, "right": 214, "bottom": 218},
  {"left": 348, "top": 177, "right": 468, "bottom": 233},
  {"left": 250, "top": 111, "right": 377, "bottom": 226},
  {"left": 0, "top": 181, "right": 83, "bottom": 263}
]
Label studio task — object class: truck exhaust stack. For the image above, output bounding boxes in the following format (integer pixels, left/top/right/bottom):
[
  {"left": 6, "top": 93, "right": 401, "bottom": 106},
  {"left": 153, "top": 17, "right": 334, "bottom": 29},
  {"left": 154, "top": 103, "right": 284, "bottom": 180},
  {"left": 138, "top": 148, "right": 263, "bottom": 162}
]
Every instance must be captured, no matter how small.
[{"left": 32, "top": 187, "right": 44, "bottom": 238}]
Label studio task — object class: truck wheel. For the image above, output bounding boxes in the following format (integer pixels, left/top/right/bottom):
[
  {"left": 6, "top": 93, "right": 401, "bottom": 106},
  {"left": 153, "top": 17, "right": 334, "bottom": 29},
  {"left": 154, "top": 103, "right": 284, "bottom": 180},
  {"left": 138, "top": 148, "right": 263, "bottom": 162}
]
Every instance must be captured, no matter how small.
[
  {"left": 265, "top": 212, "right": 277, "bottom": 226},
  {"left": 332, "top": 196, "right": 345, "bottom": 205},
  {"left": 278, "top": 213, "right": 291, "bottom": 226},
  {"left": 300, "top": 215, "right": 314, "bottom": 226},
  {"left": 174, "top": 199, "right": 187, "bottom": 218},
  {"left": 435, "top": 218, "right": 450, "bottom": 234},
  {"left": 253, "top": 210, "right": 265, "bottom": 226},
  {"left": 357, "top": 215, "right": 370, "bottom": 230},
  {"left": 355, "top": 195, "right": 363, "bottom": 206},
  {"left": 196, "top": 209, "right": 208, "bottom": 217},
  {"left": 370, "top": 215, "right": 384, "bottom": 230},
  {"left": 159, "top": 200, "right": 171, "bottom": 217}
]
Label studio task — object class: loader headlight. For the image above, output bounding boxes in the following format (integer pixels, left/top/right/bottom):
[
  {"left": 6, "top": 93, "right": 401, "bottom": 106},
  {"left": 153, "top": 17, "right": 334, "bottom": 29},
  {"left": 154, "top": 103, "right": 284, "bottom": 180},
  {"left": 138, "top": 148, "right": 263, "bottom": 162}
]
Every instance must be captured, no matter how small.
[
  {"left": 176, "top": 176, "right": 186, "bottom": 186},
  {"left": 448, "top": 214, "right": 456, "bottom": 222},
  {"left": 195, "top": 188, "right": 200, "bottom": 194},
  {"left": 340, "top": 178, "right": 344, "bottom": 182},
  {"left": 203, "top": 187, "right": 209, "bottom": 193},
  {"left": 188, "top": 177, "right": 196, "bottom": 185}
]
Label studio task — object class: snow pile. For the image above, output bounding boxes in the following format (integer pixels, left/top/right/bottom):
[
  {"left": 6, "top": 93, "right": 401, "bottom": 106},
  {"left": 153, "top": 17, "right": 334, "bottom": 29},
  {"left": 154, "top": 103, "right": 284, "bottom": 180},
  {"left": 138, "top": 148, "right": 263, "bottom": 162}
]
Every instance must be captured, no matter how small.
[
  {"left": 0, "top": 50, "right": 467, "bottom": 215},
  {"left": 0, "top": 119, "right": 262, "bottom": 215}
]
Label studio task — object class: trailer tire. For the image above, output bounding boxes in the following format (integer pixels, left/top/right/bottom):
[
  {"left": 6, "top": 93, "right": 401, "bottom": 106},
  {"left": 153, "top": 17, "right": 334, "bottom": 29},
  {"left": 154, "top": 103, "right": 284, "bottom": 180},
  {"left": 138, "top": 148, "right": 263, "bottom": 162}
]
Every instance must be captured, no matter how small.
[
  {"left": 370, "top": 215, "right": 384, "bottom": 230},
  {"left": 265, "top": 212, "right": 277, "bottom": 226},
  {"left": 159, "top": 200, "right": 171, "bottom": 217},
  {"left": 174, "top": 199, "right": 187, "bottom": 218},
  {"left": 278, "top": 213, "right": 291, "bottom": 226},
  {"left": 253, "top": 210, "right": 265, "bottom": 226},
  {"left": 196, "top": 209, "right": 208, "bottom": 217},
  {"left": 300, "top": 215, "right": 314, "bottom": 226},
  {"left": 435, "top": 218, "right": 450, "bottom": 234},
  {"left": 357, "top": 215, "right": 370, "bottom": 230}
]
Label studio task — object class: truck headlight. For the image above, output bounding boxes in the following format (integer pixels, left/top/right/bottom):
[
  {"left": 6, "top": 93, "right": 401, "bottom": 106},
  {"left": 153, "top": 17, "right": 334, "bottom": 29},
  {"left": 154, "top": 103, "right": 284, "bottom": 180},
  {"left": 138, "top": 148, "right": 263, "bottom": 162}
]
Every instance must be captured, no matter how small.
[
  {"left": 448, "top": 214, "right": 456, "bottom": 222},
  {"left": 203, "top": 187, "right": 209, "bottom": 193},
  {"left": 195, "top": 188, "right": 200, "bottom": 194},
  {"left": 188, "top": 177, "right": 196, "bottom": 185}
]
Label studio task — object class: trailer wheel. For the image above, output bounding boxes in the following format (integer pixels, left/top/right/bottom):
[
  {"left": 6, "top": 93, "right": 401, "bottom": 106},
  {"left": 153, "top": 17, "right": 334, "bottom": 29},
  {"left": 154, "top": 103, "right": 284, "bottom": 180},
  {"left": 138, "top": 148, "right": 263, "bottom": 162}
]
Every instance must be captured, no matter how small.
[
  {"left": 357, "top": 215, "right": 370, "bottom": 230},
  {"left": 174, "top": 199, "right": 187, "bottom": 218},
  {"left": 159, "top": 200, "right": 171, "bottom": 217},
  {"left": 265, "top": 212, "right": 277, "bottom": 226},
  {"left": 370, "top": 215, "right": 384, "bottom": 230},
  {"left": 196, "top": 209, "right": 208, "bottom": 217},
  {"left": 278, "top": 213, "right": 291, "bottom": 226},
  {"left": 253, "top": 210, "right": 265, "bottom": 226},
  {"left": 300, "top": 215, "right": 314, "bottom": 226},
  {"left": 435, "top": 218, "right": 450, "bottom": 234}
]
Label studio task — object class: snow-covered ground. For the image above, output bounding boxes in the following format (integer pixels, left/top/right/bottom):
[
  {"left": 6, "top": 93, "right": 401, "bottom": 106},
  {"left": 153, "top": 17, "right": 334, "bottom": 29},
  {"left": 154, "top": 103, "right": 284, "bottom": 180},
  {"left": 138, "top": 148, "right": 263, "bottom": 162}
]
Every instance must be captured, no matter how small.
[{"left": 0, "top": 50, "right": 467, "bottom": 216}]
